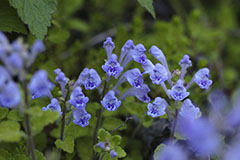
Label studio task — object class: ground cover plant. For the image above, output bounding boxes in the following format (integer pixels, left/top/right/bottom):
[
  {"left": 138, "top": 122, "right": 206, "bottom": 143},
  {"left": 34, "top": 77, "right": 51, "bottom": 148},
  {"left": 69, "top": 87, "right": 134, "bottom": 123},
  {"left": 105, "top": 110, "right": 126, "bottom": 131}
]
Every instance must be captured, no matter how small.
[{"left": 0, "top": 0, "right": 240, "bottom": 160}]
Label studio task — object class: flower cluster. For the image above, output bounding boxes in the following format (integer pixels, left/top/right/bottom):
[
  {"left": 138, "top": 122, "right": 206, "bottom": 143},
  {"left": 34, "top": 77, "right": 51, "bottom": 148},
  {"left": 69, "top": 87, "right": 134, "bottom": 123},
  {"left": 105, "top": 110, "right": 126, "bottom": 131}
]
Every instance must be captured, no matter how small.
[{"left": 0, "top": 32, "right": 45, "bottom": 109}]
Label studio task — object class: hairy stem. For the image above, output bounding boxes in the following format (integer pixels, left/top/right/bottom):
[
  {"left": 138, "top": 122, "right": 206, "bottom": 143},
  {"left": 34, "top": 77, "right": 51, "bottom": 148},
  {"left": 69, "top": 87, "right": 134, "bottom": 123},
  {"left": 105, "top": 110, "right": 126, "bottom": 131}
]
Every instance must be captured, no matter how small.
[
  {"left": 22, "top": 81, "right": 36, "bottom": 160},
  {"left": 92, "top": 79, "right": 108, "bottom": 160}
]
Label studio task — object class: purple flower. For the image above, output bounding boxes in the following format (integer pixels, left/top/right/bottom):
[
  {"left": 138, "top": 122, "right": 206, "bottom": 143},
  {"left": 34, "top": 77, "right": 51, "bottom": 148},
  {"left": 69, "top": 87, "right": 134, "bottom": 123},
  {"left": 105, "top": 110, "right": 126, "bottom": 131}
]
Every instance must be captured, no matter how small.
[
  {"left": 0, "top": 31, "right": 9, "bottom": 47},
  {"left": 69, "top": 86, "right": 89, "bottom": 108},
  {"left": 120, "top": 84, "right": 151, "bottom": 103},
  {"left": 28, "top": 70, "right": 54, "bottom": 99},
  {"left": 102, "top": 54, "right": 123, "bottom": 78},
  {"left": 119, "top": 40, "right": 134, "bottom": 64},
  {"left": 150, "top": 63, "right": 168, "bottom": 85},
  {"left": 179, "top": 99, "right": 201, "bottom": 120},
  {"left": 179, "top": 55, "right": 192, "bottom": 79},
  {"left": 142, "top": 59, "right": 154, "bottom": 74},
  {"left": 11, "top": 40, "right": 23, "bottom": 52},
  {"left": 42, "top": 98, "right": 62, "bottom": 115},
  {"left": 131, "top": 44, "right": 147, "bottom": 64},
  {"left": 8, "top": 53, "right": 24, "bottom": 69},
  {"left": 75, "top": 68, "right": 102, "bottom": 90},
  {"left": 103, "top": 37, "right": 115, "bottom": 59},
  {"left": 224, "top": 141, "right": 240, "bottom": 160},
  {"left": 96, "top": 142, "right": 105, "bottom": 149},
  {"left": 0, "top": 66, "right": 11, "bottom": 89},
  {"left": 54, "top": 68, "right": 68, "bottom": 97},
  {"left": 168, "top": 80, "right": 189, "bottom": 101},
  {"left": 0, "top": 81, "right": 21, "bottom": 108},
  {"left": 110, "top": 150, "right": 117, "bottom": 158},
  {"left": 27, "top": 40, "right": 45, "bottom": 67},
  {"left": 157, "top": 143, "right": 187, "bottom": 160},
  {"left": 147, "top": 97, "right": 168, "bottom": 118},
  {"left": 178, "top": 118, "right": 220, "bottom": 156},
  {"left": 101, "top": 90, "right": 121, "bottom": 111},
  {"left": 194, "top": 68, "right": 212, "bottom": 89},
  {"left": 72, "top": 107, "right": 91, "bottom": 127}
]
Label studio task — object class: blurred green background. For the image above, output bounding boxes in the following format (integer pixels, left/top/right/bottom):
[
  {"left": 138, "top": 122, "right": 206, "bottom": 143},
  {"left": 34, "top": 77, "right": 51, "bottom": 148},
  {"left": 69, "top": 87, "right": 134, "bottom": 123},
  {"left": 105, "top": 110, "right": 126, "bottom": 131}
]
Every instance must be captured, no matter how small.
[{"left": 1, "top": 0, "right": 240, "bottom": 159}]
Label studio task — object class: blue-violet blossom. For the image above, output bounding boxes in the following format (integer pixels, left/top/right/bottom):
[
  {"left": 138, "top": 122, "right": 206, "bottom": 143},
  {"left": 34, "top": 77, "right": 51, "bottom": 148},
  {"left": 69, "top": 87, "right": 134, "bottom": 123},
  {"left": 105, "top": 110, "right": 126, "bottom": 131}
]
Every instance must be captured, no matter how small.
[
  {"left": 72, "top": 107, "right": 91, "bottom": 127},
  {"left": 147, "top": 97, "right": 168, "bottom": 118},
  {"left": 102, "top": 54, "right": 123, "bottom": 78},
  {"left": 69, "top": 86, "right": 89, "bottom": 108},
  {"left": 101, "top": 90, "right": 121, "bottom": 111},
  {"left": 168, "top": 80, "right": 189, "bottom": 101},
  {"left": 179, "top": 99, "right": 200, "bottom": 120},
  {"left": 42, "top": 98, "right": 62, "bottom": 115}
]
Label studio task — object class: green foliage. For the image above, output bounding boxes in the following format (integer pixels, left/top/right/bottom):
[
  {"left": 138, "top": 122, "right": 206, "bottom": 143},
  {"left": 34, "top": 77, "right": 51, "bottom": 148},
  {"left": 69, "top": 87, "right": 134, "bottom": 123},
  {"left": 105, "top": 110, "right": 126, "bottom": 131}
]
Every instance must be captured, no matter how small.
[
  {"left": 9, "top": 0, "right": 57, "bottom": 39},
  {"left": 35, "top": 149, "right": 47, "bottom": 160},
  {"left": 55, "top": 137, "right": 74, "bottom": 153},
  {"left": 0, "top": 121, "right": 22, "bottom": 142},
  {"left": 28, "top": 107, "right": 59, "bottom": 134},
  {"left": 137, "top": 0, "right": 156, "bottom": 19},
  {"left": 0, "top": 149, "right": 12, "bottom": 160},
  {"left": 98, "top": 128, "right": 111, "bottom": 142},
  {"left": 76, "top": 137, "right": 92, "bottom": 160},
  {"left": 7, "top": 110, "right": 24, "bottom": 121},
  {"left": 102, "top": 117, "right": 126, "bottom": 131},
  {"left": 0, "top": 108, "right": 8, "bottom": 120},
  {"left": 0, "top": 0, "right": 26, "bottom": 33}
]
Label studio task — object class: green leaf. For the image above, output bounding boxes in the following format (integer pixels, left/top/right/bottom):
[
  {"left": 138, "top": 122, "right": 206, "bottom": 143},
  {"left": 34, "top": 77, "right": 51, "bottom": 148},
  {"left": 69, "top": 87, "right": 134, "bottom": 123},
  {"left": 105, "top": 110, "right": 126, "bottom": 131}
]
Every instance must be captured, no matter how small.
[
  {"left": 0, "top": 120, "right": 22, "bottom": 142},
  {"left": 124, "top": 101, "right": 146, "bottom": 118},
  {"left": 0, "top": 107, "right": 8, "bottom": 120},
  {"left": 137, "top": 0, "right": 156, "bottom": 19},
  {"left": 7, "top": 110, "right": 23, "bottom": 121},
  {"left": 48, "top": 27, "right": 70, "bottom": 44},
  {"left": 76, "top": 137, "right": 92, "bottom": 160},
  {"left": 98, "top": 128, "right": 111, "bottom": 142},
  {"left": 115, "top": 146, "right": 126, "bottom": 158},
  {"left": 55, "top": 137, "right": 74, "bottom": 153},
  {"left": 64, "top": 122, "right": 92, "bottom": 139},
  {"left": 109, "top": 135, "right": 121, "bottom": 147},
  {"left": 28, "top": 107, "right": 59, "bottom": 134},
  {"left": 102, "top": 117, "right": 126, "bottom": 131},
  {"left": 8, "top": 0, "right": 57, "bottom": 39},
  {"left": 0, "top": 149, "right": 12, "bottom": 160},
  {"left": 153, "top": 144, "right": 166, "bottom": 160},
  {"left": 142, "top": 115, "right": 153, "bottom": 128},
  {"left": 35, "top": 150, "right": 46, "bottom": 160},
  {"left": 12, "top": 154, "right": 29, "bottom": 160},
  {"left": 65, "top": 18, "right": 89, "bottom": 33},
  {"left": 0, "top": 0, "right": 26, "bottom": 33}
]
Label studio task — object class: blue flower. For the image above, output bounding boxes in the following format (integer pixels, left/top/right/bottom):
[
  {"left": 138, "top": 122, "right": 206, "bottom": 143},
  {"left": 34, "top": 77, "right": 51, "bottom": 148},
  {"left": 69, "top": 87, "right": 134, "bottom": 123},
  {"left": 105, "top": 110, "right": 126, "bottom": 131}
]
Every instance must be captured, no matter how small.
[
  {"left": 224, "top": 141, "right": 240, "bottom": 160},
  {"left": 54, "top": 68, "right": 68, "bottom": 97},
  {"left": 76, "top": 68, "right": 102, "bottom": 90},
  {"left": 102, "top": 54, "right": 123, "bottom": 78},
  {"left": 72, "top": 107, "right": 91, "bottom": 127},
  {"left": 0, "top": 66, "right": 11, "bottom": 89},
  {"left": 96, "top": 142, "right": 106, "bottom": 149},
  {"left": 157, "top": 144, "right": 187, "bottom": 160},
  {"left": 0, "top": 81, "right": 21, "bottom": 108},
  {"left": 114, "top": 68, "right": 143, "bottom": 91},
  {"left": 168, "top": 80, "right": 189, "bottom": 101},
  {"left": 178, "top": 118, "right": 220, "bottom": 156},
  {"left": 120, "top": 84, "right": 151, "bottom": 103},
  {"left": 110, "top": 150, "right": 117, "bottom": 158},
  {"left": 131, "top": 44, "right": 147, "bottom": 64},
  {"left": 179, "top": 99, "right": 200, "bottom": 120},
  {"left": 179, "top": 54, "right": 192, "bottom": 79},
  {"left": 142, "top": 59, "right": 154, "bottom": 74},
  {"left": 101, "top": 90, "right": 121, "bottom": 111},
  {"left": 194, "top": 68, "right": 212, "bottom": 89},
  {"left": 27, "top": 40, "right": 45, "bottom": 67},
  {"left": 42, "top": 98, "right": 62, "bottom": 115},
  {"left": 150, "top": 63, "right": 168, "bottom": 85},
  {"left": 147, "top": 97, "right": 168, "bottom": 118},
  {"left": 69, "top": 86, "right": 89, "bottom": 108},
  {"left": 8, "top": 53, "right": 24, "bottom": 70},
  {"left": 103, "top": 37, "right": 115, "bottom": 59},
  {"left": 119, "top": 40, "right": 134, "bottom": 64},
  {"left": 28, "top": 70, "right": 54, "bottom": 99}
]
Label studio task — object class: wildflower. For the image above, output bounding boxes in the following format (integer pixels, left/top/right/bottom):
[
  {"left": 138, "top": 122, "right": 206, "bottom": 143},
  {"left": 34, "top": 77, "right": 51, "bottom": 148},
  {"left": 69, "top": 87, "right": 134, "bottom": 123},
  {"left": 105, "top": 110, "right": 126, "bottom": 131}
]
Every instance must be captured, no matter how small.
[
  {"left": 179, "top": 55, "right": 192, "bottom": 80},
  {"left": 0, "top": 66, "right": 11, "bottom": 89},
  {"left": 27, "top": 40, "right": 45, "bottom": 67},
  {"left": 120, "top": 84, "right": 151, "bottom": 103},
  {"left": 101, "top": 90, "right": 121, "bottom": 111},
  {"left": 147, "top": 97, "right": 168, "bottom": 118},
  {"left": 72, "top": 107, "right": 91, "bottom": 127},
  {"left": 157, "top": 143, "right": 187, "bottom": 160},
  {"left": 54, "top": 68, "right": 68, "bottom": 97},
  {"left": 142, "top": 59, "right": 155, "bottom": 74},
  {"left": 102, "top": 54, "right": 123, "bottom": 78},
  {"left": 169, "top": 80, "right": 189, "bottom": 101},
  {"left": 114, "top": 68, "right": 143, "bottom": 91},
  {"left": 28, "top": 70, "right": 53, "bottom": 99},
  {"left": 42, "top": 98, "right": 62, "bottom": 115},
  {"left": 96, "top": 142, "right": 105, "bottom": 149},
  {"left": 187, "top": 68, "right": 212, "bottom": 89},
  {"left": 103, "top": 37, "right": 115, "bottom": 59},
  {"left": 150, "top": 63, "right": 168, "bottom": 85},
  {"left": 69, "top": 86, "right": 89, "bottom": 108},
  {"left": 179, "top": 99, "right": 200, "bottom": 120},
  {"left": 0, "top": 81, "right": 21, "bottom": 108},
  {"left": 75, "top": 68, "right": 102, "bottom": 90},
  {"left": 119, "top": 40, "right": 134, "bottom": 64},
  {"left": 110, "top": 150, "right": 117, "bottom": 158}
]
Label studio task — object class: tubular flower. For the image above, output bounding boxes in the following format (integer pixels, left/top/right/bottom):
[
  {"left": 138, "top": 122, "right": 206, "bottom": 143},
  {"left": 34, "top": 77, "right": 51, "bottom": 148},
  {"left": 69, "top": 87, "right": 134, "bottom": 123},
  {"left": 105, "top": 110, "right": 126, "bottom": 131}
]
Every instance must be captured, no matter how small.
[
  {"left": 147, "top": 97, "right": 168, "bottom": 118},
  {"left": 72, "top": 107, "right": 91, "bottom": 127},
  {"left": 101, "top": 90, "right": 121, "bottom": 111},
  {"left": 42, "top": 98, "right": 62, "bottom": 115},
  {"left": 102, "top": 54, "right": 123, "bottom": 78},
  {"left": 69, "top": 86, "right": 89, "bottom": 108},
  {"left": 168, "top": 80, "right": 189, "bottom": 101}
]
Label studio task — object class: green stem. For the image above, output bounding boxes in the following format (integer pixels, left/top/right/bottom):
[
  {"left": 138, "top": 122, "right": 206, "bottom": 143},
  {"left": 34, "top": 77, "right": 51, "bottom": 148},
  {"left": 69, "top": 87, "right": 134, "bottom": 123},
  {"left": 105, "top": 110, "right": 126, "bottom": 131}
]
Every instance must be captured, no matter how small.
[
  {"left": 22, "top": 81, "right": 36, "bottom": 160},
  {"left": 92, "top": 79, "right": 108, "bottom": 160}
]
